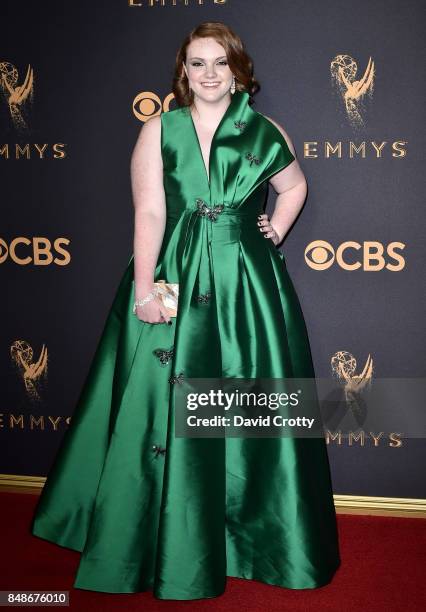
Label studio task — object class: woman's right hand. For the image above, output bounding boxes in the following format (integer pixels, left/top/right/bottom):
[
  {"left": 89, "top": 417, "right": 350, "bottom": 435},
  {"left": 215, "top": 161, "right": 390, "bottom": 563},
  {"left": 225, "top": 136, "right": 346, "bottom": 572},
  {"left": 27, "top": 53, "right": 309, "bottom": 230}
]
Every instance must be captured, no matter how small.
[{"left": 135, "top": 294, "right": 172, "bottom": 325}]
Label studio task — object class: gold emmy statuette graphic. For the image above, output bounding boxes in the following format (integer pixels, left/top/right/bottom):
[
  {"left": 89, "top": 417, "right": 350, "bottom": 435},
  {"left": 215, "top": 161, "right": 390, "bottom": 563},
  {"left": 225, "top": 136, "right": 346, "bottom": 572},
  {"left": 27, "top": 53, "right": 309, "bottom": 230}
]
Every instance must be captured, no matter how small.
[
  {"left": 0, "top": 61, "right": 34, "bottom": 130},
  {"left": 330, "top": 55, "right": 375, "bottom": 129},
  {"left": 331, "top": 350, "right": 373, "bottom": 413},
  {"left": 10, "top": 340, "right": 48, "bottom": 400}
]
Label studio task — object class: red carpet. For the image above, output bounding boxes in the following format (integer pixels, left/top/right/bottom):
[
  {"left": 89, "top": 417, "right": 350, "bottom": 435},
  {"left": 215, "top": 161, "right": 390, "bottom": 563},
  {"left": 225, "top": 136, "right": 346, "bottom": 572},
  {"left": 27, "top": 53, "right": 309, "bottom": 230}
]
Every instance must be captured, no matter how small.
[{"left": 0, "top": 492, "right": 424, "bottom": 611}]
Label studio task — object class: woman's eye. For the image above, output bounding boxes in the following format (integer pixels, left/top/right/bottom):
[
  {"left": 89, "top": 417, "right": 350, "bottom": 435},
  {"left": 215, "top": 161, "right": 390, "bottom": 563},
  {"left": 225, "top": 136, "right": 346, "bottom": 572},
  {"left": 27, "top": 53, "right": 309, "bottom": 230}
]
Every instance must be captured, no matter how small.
[{"left": 190, "top": 61, "right": 228, "bottom": 67}]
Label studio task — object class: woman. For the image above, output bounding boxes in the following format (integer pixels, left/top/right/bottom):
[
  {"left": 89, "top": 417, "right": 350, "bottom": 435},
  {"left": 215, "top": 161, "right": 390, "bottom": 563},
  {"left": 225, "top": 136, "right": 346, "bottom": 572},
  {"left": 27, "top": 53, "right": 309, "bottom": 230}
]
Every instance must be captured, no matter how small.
[{"left": 31, "top": 21, "right": 341, "bottom": 599}]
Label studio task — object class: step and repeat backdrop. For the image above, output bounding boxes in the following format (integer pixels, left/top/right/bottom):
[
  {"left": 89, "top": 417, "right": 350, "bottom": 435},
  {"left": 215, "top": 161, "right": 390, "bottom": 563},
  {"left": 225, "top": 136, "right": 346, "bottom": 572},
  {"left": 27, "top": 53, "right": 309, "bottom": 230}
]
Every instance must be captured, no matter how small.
[{"left": 1, "top": 0, "right": 425, "bottom": 501}]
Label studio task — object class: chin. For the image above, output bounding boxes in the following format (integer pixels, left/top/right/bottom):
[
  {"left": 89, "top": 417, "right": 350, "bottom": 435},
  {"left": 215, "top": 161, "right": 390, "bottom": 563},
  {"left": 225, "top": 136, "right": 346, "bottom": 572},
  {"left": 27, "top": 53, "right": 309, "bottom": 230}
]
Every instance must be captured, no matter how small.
[{"left": 195, "top": 86, "right": 227, "bottom": 99}]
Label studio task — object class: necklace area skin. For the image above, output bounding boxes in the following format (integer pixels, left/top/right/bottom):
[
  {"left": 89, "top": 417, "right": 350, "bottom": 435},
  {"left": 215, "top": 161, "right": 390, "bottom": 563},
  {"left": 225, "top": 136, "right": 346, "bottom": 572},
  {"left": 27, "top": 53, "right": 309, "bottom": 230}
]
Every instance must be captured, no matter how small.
[{"left": 189, "top": 97, "right": 232, "bottom": 186}]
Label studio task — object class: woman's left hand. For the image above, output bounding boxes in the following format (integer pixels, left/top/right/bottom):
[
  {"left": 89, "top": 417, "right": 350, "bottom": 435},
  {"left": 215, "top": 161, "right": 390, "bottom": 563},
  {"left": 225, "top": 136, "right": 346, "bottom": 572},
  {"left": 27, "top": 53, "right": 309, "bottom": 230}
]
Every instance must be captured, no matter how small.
[{"left": 257, "top": 214, "right": 280, "bottom": 245}]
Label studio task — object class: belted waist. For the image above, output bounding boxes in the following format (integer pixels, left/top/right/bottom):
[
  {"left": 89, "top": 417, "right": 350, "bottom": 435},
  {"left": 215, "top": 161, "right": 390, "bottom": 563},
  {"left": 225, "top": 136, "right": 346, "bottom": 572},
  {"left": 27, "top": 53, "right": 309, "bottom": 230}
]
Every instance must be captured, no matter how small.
[
  {"left": 211, "top": 206, "right": 259, "bottom": 217},
  {"left": 166, "top": 201, "right": 262, "bottom": 226}
]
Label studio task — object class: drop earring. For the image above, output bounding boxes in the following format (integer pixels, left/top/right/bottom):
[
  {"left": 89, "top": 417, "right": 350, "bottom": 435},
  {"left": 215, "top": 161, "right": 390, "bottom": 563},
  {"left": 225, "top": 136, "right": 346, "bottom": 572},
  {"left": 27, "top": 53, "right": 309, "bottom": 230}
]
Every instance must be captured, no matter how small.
[{"left": 230, "top": 75, "right": 236, "bottom": 94}]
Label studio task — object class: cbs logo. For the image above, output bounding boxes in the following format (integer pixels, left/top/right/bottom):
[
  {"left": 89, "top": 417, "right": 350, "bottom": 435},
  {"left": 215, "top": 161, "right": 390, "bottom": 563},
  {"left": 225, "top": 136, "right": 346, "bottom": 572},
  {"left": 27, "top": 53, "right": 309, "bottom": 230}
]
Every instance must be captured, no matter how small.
[
  {"left": 304, "top": 240, "right": 405, "bottom": 271},
  {"left": 0, "top": 238, "right": 71, "bottom": 265},
  {"left": 132, "top": 91, "right": 176, "bottom": 122}
]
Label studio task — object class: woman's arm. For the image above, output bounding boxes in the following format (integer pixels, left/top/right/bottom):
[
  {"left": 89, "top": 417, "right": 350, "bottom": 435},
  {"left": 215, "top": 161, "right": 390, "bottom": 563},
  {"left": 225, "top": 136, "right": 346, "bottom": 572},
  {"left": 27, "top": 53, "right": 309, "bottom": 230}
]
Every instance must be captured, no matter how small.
[
  {"left": 130, "top": 115, "right": 166, "bottom": 301},
  {"left": 130, "top": 116, "right": 172, "bottom": 324},
  {"left": 261, "top": 116, "right": 308, "bottom": 245}
]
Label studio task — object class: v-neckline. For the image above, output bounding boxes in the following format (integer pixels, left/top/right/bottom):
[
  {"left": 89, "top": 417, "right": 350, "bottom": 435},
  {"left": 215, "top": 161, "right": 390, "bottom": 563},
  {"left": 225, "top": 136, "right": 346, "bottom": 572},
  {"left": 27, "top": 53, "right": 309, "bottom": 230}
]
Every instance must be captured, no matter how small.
[{"left": 187, "top": 93, "right": 239, "bottom": 189}]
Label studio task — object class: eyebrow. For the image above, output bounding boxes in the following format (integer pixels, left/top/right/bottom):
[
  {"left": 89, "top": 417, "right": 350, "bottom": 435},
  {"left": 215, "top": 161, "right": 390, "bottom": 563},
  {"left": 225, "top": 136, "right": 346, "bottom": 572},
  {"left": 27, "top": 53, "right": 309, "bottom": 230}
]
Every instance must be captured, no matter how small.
[{"left": 188, "top": 56, "right": 227, "bottom": 61}]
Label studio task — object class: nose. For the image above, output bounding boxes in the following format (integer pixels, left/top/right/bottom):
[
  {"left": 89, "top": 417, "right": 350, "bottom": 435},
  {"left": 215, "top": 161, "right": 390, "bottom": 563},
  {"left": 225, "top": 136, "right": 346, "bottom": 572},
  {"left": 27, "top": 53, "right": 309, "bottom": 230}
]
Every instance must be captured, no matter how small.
[{"left": 204, "top": 63, "right": 217, "bottom": 78}]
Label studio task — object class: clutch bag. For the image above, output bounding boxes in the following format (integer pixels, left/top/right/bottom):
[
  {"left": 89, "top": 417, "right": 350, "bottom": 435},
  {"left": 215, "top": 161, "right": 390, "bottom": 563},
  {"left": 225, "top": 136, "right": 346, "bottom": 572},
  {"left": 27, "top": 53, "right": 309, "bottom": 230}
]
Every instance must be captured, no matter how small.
[{"left": 154, "top": 279, "right": 179, "bottom": 317}]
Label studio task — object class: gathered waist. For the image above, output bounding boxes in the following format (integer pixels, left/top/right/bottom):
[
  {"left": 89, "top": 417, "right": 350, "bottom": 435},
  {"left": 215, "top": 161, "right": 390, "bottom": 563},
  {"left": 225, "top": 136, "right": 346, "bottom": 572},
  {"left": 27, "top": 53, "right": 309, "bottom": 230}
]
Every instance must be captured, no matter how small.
[{"left": 166, "top": 203, "right": 262, "bottom": 228}]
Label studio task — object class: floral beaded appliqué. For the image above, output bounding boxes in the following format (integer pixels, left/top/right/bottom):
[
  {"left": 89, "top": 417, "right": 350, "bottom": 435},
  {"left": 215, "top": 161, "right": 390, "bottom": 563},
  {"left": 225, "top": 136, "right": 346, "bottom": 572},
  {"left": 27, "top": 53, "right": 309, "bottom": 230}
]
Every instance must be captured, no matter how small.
[
  {"left": 234, "top": 120, "right": 247, "bottom": 132},
  {"left": 152, "top": 444, "right": 166, "bottom": 457},
  {"left": 195, "top": 291, "right": 212, "bottom": 304},
  {"left": 153, "top": 346, "right": 174, "bottom": 366},
  {"left": 195, "top": 198, "right": 224, "bottom": 221},
  {"left": 245, "top": 152, "right": 262, "bottom": 166},
  {"left": 169, "top": 372, "right": 184, "bottom": 385}
]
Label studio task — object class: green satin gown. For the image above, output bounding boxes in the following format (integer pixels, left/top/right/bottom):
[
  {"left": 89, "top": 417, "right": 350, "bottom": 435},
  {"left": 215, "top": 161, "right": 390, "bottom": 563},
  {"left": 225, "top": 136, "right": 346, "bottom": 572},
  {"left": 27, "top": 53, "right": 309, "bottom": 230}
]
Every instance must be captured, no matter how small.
[{"left": 31, "top": 90, "right": 341, "bottom": 599}]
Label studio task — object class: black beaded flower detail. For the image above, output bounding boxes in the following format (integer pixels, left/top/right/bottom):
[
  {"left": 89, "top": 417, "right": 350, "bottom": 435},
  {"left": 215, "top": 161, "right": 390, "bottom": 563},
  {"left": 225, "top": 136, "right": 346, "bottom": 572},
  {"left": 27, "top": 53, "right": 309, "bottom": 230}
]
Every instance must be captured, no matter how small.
[
  {"left": 245, "top": 152, "right": 262, "bottom": 166},
  {"left": 152, "top": 444, "right": 166, "bottom": 457},
  {"left": 153, "top": 346, "right": 174, "bottom": 366},
  {"left": 195, "top": 198, "right": 224, "bottom": 221},
  {"left": 169, "top": 372, "right": 184, "bottom": 385},
  {"left": 234, "top": 120, "right": 247, "bottom": 132},
  {"left": 195, "top": 291, "right": 212, "bottom": 304}
]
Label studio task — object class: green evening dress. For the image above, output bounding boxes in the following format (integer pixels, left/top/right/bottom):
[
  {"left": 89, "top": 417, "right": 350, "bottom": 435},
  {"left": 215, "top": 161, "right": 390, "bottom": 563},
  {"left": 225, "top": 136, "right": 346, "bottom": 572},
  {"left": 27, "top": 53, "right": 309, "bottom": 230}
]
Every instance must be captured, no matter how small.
[{"left": 31, "top": 90, "right": 341, "bottom": 599}]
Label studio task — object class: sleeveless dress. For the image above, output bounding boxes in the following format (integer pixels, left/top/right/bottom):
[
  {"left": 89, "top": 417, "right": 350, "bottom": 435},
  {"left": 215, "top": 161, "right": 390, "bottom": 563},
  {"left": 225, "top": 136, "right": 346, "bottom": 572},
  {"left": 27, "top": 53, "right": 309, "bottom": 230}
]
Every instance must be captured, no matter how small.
[{"left": 31, "top": 90, "right": 341, "bottom": 599}]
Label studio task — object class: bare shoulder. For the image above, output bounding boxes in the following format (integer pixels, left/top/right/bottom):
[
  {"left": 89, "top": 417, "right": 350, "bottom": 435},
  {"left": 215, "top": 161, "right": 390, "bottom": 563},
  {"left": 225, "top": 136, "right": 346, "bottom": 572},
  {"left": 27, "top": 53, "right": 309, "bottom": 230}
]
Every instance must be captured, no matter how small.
[
  {"left": 132, "top": 115, "right": 161, "bottom": 151},
  {"left": 259, "top": 112, "right": 296, "bottom": 157},
  {"left": 142, "top": 114, "right": 162, "bottom": 134},
  {"left": 130, "top": 114, "right": 165, "bottom": 213},
  {"left": 131, "top": 114, "right": 162, "bottom": 170}
]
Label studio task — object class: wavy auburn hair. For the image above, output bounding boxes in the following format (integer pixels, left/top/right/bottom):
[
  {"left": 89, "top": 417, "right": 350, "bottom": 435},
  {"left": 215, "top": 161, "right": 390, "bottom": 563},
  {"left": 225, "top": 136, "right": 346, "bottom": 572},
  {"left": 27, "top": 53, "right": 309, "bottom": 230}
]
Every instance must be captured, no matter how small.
[{"left": 172, "top": 21, "right": 260, "bottom": 108}]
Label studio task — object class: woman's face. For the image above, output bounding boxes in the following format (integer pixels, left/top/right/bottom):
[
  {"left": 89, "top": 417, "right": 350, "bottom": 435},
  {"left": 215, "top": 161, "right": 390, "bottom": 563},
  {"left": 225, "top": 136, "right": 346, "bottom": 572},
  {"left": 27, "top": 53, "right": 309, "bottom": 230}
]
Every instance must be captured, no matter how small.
[{"left": 184, "top": 37, "right": 233, "bottom": 104}]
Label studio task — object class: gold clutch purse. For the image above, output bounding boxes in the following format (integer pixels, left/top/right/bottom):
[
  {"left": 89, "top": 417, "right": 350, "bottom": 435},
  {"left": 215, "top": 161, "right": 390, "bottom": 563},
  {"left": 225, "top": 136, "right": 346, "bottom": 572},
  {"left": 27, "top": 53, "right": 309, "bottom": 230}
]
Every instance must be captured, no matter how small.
[{"left": 154, "top": 279, "right": 179, "bottom": 317}]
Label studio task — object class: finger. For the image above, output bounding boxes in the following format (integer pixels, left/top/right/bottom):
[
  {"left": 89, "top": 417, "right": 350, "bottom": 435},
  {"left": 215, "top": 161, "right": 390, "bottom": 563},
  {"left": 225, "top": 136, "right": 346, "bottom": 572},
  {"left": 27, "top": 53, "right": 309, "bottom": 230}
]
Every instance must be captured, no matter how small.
[
  {"left": 257, "top": 220, "right": 270, "bottom": 230},
  {"left": 257, "top": 216, "right": 269, "bottom": 226},
  {"left": 159, "top": 307, "right": 172, "bottom": 325}
]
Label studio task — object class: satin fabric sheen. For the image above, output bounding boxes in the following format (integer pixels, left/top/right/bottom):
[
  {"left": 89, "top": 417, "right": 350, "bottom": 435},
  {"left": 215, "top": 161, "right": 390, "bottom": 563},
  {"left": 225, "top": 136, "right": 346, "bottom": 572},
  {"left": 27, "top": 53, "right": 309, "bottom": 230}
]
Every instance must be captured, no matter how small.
[{"left": 31, "top": 90, "right": 341, "bottom": 599}]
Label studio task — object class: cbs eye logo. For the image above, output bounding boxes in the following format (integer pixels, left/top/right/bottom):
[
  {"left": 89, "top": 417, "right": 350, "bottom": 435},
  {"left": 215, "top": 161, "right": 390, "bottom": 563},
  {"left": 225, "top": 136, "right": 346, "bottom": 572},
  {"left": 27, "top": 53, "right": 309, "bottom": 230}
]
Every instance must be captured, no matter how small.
[
  {"left": 304, "top": 240, "right": 405, "bottom": 271},
  {"left": 132, "top": 91, "right": 176, "bottom": 122},
  {"left": 0, "top": 237, "right": 70, "bottom": 265}
]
